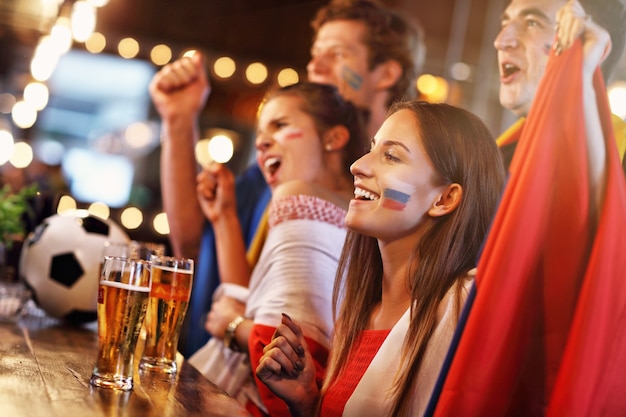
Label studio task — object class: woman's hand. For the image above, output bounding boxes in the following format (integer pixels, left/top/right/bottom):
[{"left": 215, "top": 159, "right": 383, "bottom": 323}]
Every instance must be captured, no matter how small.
[
  {"left": 197, "top": 163, "right": 237, "bottom": 223},
  {"left": 205, "top": 295, "right": 246, "bottom": 339},
  {"left": 255, "top": 313, "right": 320, "bottom": 417}
]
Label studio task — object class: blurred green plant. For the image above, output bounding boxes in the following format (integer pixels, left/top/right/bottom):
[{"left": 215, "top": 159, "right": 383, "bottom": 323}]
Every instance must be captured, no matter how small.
[{"left": 0, "top": 184, "right": 38, "bottom": 249}]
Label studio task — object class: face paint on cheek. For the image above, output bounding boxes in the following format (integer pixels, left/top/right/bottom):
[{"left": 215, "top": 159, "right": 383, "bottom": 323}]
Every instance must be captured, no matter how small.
[
  {"left": 381, "top": 178, "right": 415, "bottom": 211},
  {"left": 382, "top": 188, "right": 411, "bottom": 211},
  {"left": 341, "top": 65, "right": 363, "bottom": 91},
  {"left": 543, "top": 43, "right": 552, "bottom": 55},
  {"left": 281, "top": 127, "right": 304, "bottom": 141}
]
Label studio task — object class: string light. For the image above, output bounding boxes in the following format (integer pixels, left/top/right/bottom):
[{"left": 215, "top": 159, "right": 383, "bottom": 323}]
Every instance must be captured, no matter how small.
[
  {"left": 153, "top": 212, "right": 170, "bottom": 235},
  {"left": 11, "top": 101, "right": 37, "bottom": 129},
  {"left": 118, "top": 37, "right": 140, "bottom": 59},
  {"left": 214, "top": 56, "right": 236, "bottom": 79},
  {"left": 71, "top": 1, "right": 97, "bottom": 43},
  {"left": 120, "top": 207, "right": 143, "bottom": 229},
  {"left": 246, "top": 62, "right": 268, "bottom": 85},
  {"left": 57, "top": 195, "right": 78, "bottom": 214},
  {"left": 23, "top": 82, "right": 49, "bottom": 111},
  {"left": 277, "top": 68, "right": 299, "bottom": 87},
  {"left": 150, "top": 44, "right": 172, "bottom": 66},
  {"left": 9, "top": 142, "right": 34, "bottom": 169},
  {"left": 608, "top": 81, "right": 626, "bottom": 119},
  {"left": 85, "top": 32, "right": 106, "bottom": 53},
  {"left": 88, "top": 201, "right": 110, "bottom": 220},
  {"left": 0, "top": 129, "right": 14, "bottom": 165}
]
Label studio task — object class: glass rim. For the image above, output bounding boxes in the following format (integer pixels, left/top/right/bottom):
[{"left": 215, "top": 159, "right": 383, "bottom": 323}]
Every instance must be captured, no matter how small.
[
  {"left": 148, "top": 254, "right": 194, "bottom": 264},
  {"left": 103, "top": 255, "right": 151, "bottom": 266}
]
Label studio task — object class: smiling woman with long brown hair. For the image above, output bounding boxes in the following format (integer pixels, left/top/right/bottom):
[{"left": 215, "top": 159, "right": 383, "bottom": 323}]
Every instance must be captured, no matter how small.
[{"left": 256, "top": 100, "right": 506, "bottom": 417}]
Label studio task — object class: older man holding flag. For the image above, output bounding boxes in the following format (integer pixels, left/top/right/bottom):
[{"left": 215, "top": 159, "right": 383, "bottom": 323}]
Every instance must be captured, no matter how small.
[{"left": 427, "top": 0, "right": 626, "bottom": 415}]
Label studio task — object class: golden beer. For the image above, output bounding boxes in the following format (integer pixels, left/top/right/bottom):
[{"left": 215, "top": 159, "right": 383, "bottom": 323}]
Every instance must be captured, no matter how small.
[
  {"left": 90, "top": 257, "right": 151, "bottom": 391},
  {"left": 140, "top": 260, "right": 193, "bottom": 374}
]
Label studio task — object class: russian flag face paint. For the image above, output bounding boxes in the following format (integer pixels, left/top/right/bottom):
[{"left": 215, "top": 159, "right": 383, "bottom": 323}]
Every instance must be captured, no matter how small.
[
  {"left": 341, "top": 65, "right": 363, "bottom": 91},
  {"left": 382, "top": 188, "right": 411, "bottom": 211},
  {"left": 281, "top": 126, "right": 304, "bottom": 141}
]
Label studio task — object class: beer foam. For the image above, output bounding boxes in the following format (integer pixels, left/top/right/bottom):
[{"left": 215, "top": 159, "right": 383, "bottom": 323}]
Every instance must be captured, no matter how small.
[
  {"left": 100, "top": 280, "right": 150, "bottom": 292},
  {"left": 152, "top": 265, "right": 193, "bottom": 275}
]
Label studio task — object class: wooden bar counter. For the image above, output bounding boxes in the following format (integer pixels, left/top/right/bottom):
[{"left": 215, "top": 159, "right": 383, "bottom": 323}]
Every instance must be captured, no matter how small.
[{"left": 0, "top": 310, "right": 250, "bottom": 417}]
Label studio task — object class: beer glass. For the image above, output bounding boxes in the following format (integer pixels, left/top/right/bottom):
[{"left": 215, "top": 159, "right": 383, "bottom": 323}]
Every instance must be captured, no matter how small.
[
  {"left": 139, "top": 255, "right": 194, "bottom": 374},
  {"left": 90, "top": 256, "right": 151, "bottom": 391}
]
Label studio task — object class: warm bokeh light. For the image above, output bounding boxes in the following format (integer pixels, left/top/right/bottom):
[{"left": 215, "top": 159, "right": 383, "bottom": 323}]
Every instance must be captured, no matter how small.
[
  {"left": 450, "top": 62, "right": 471, "bottom": 81},
  {"left": 85, "top": 32, "right": 106, "bottom": 53},
  {"left": 608, "top": 81, "right": 626, "bottom": 119},
  {"left": 195, "top": 129, "right": 238, "bottom": 167},
  {"left": 0, "top": 93, "right": 16, "bottom": 114},
  {"left": 88, "top": 201, "right": 110, "bottom": 220},
  {"left": 57, "top": 195, "right": 78, "bottom": 214},
  {"left": 118, "top": 38, "right": 140, "bottom": 59},
  {"left": 195, "top": 139, "right": 212, "bottom": 168},
  {"left": 245, "top": 62, "right": 268, "bottom": 85},
  {"left": 24, "top": 82, "right": 50, "bottom": 111},
  {"left": 31, "top": 37, "right": 61, "bottom": 81},
  {"left": 153, "top": 212, "right": 170, "bottom": 235},
  {"left": 417, "top": 74, "right": 438, "bottom": 95},
  {"left": 416, "top": 74, "right": 449, "bottom": 103},
  {"left": 31, "top": 56, "right": 58, "bottom": 82},
  {"left": 214, "top": 56, "right": 236, "bottom": 79},
  {"left": 125, "top": 121, "right": 153, "bottom": 148},
  {"left": 11, "top": 101, "right": 38, "bottom": 129},
  {"left": 71, "top": 1, "right": 97, "bottom": 43},
  {"left": 150, "top": 44, "right": 172, "bottom": 66},
  {"left": 120, "top": 207, "right": 143, "bottom": 229},
  {"left": 9, "top": 142, "right": 33, "bottom": 169},
  {"left": 277, "top": 67, "right": 299, "bottom": 87},
  {"left": 87, "top": 0, "right": 110, "bottom": 7},
  {"left": 209, "top": 134, "right": 234, "bottom": 163},
  {"left": 50, "top": 17, "right": 73, "bottom": 55},
  {"left": 0, "top": 130, "right": 14, "bottom": 165}
]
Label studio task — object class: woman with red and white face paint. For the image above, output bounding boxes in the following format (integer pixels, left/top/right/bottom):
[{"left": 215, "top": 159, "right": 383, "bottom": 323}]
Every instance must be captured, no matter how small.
[
  {"left": 190, "top": 82, "right": 366, "bottom": 417},
  {"left": 256, "top": 101, "right": 506, "bottom": 417}
]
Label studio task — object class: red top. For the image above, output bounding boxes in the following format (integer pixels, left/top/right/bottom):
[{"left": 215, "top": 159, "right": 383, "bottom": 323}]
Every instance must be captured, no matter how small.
[{"left": 319, "top": 330, "right": 391, "bottom": 417}]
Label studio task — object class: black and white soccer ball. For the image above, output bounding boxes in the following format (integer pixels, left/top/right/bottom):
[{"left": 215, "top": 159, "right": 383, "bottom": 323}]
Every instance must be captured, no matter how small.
[{"left": 19, "top": 212, "right": 129, "bottom": 324}]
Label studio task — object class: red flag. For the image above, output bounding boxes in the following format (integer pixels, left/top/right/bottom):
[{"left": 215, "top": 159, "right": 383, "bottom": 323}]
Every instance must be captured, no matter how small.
[{"left": 433, "top": 40, "right": 626, "bottom": 416}]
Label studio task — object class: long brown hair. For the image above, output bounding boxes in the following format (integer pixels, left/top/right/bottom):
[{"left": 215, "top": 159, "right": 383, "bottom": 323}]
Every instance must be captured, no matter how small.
[{"left": 323, "top": 101, "right": 505, "bottom": 415}]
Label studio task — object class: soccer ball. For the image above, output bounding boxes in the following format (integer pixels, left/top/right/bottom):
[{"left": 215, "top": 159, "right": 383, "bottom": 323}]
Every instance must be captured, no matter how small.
[{"left": 19, "top": 212, "right": 129, "bottom": 324}]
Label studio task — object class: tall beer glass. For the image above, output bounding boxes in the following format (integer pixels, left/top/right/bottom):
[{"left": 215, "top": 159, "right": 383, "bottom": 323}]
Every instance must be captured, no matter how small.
[
  {"left": 90, "top": 256, "right": 151, "bottom": 391},
  {"left": 139, "top": 255, "right": 193, "bottom": 374}
]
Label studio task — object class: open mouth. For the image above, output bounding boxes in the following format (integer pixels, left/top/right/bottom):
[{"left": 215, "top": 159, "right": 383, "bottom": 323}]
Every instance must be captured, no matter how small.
[
  {"left": 501, "top": 63, "right": 520, "bottom": 78},
  {"left": 264, "top": 157, "right": 281, "bottom": 176},
  {"left": 354, "top": 187, "right": 379, "bottom": 201}
]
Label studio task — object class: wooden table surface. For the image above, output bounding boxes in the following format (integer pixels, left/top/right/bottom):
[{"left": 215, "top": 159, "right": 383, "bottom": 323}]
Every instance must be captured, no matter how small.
[{"left": 0, "top": 310, "right": 250, "bottom": 417}]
